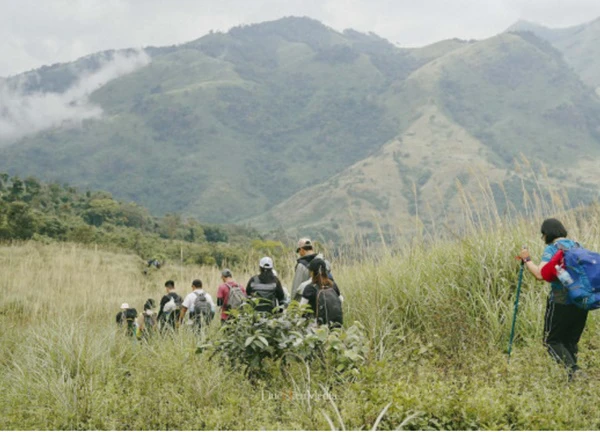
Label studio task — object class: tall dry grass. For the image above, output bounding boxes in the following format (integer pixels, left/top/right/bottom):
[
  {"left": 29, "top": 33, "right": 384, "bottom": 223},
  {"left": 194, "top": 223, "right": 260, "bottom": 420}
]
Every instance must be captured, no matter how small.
[{"left": 2, "top": 165, "right": 600, "bottom": 429}]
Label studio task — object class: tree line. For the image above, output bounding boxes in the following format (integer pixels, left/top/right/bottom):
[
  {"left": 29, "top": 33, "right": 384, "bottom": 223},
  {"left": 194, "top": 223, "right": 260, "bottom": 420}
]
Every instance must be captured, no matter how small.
[{"left": 0, "top": 173, "right": 286, "bottom": 266}]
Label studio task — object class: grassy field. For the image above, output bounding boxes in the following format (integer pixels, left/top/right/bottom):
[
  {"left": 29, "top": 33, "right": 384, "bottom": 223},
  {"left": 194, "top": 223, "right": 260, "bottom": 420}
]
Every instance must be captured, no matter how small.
[{"left": 2, "top": 202, "right": 600, "bottom": 429}]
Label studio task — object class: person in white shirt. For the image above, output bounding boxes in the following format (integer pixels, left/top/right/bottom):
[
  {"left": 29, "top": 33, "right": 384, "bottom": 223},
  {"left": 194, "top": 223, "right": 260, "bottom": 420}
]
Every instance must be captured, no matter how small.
[{"left": 179, "top": 279, "right": 216, "bottom": 329}]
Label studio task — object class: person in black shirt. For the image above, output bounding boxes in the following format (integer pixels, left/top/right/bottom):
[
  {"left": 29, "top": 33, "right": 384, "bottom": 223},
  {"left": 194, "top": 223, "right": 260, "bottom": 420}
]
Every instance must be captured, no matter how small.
[
  {"left": 157, "top": 280, "right": 182, "bottom": 330},
  {"left": 246, "top": 257, "right": 285, "bottom": 313},
  {"left": 301, "top": 258, "right": 343, "bottom": 327}
]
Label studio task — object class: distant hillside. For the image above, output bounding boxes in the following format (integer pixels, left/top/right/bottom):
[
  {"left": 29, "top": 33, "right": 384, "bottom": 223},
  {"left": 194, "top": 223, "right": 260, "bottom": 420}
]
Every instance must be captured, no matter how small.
[
  {"left": 1, "top": 17, "right": 600, "bottom": 242},
  {"left": 0, "top": 18, "right": 451, "bottom": 222},
  {"left": 249, "top": 32, "right": 600, "bottom": 239},
  {"left": 0, "top": 173, "right": 275, "bottom": 266},
  {"left": 507, "top": 18, "right": 600, "bottom": 92}
]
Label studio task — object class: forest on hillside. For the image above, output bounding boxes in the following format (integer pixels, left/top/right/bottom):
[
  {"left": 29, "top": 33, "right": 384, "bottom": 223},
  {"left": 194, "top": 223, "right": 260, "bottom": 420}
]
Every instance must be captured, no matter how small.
[{"left": 0, "top": 173, "right": 287, "bottom": 266}]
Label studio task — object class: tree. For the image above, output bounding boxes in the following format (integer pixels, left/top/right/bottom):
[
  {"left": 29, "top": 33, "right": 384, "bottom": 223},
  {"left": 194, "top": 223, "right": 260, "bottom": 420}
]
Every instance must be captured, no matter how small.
[{"left": 83, "top": 198, "right": 120, "bottom": 227}]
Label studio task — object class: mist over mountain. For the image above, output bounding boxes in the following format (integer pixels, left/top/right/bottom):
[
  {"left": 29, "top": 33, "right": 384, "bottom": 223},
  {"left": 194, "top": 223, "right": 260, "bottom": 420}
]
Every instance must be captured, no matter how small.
[
  {"left": 1, "top": 16, "right": 599, "bottom": 242},
  {"left": 0, "top": 50, "right": 150, "bottom": 142}
]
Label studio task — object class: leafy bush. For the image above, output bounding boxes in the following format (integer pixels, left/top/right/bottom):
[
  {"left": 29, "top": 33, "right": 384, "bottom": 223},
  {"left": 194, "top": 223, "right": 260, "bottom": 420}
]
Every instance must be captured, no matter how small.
[{"left": 206, "top": 301, "right": 369, "bottom": 378}]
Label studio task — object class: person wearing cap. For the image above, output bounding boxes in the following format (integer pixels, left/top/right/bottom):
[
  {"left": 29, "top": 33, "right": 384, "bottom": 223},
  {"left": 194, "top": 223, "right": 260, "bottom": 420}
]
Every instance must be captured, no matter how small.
[
  {"left": 291, "top": 238, "right": 327, "bottom": 302},
  {"left": 179, "top": 279, "right": 216, "bottom": 329},
  {"left": 115, "top": 303, "right": 130, "bottom": 325},
  {"left": 116, "top": 303, "right": 138, "bottom": 337},
  {"left": 246, "top": 257, "right": 285, "bottom": 314},
  {"left": 216, "top": 269, "right": 246, "bottom": 324}
]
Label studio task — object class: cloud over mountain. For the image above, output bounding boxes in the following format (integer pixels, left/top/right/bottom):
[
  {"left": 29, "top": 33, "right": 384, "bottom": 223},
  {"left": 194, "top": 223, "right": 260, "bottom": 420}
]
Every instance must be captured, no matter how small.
[{"left": 0, "top": 50, "right": 150, "bottom": 143}]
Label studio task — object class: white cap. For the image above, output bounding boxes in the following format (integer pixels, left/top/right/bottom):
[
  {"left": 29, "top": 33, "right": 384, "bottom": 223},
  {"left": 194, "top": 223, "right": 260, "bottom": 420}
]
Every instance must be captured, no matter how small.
[
  {"left": 120, "top": 303, "right": 129, "bottom": 309},
  {"left": 259, "top": 256, "right": 273, "bottom": 269}
]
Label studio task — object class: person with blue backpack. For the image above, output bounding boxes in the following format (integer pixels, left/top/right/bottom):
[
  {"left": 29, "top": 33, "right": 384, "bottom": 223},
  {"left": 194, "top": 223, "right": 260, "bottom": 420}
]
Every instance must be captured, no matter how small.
[{"left": 519, "top": 218, "right": 589, "bottom": 380}]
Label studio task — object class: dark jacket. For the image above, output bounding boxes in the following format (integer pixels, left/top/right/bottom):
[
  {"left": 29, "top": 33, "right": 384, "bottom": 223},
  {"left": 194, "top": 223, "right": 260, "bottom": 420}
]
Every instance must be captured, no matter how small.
[{"left": 246, "top": 271, "right": 285, "bottom": 313}]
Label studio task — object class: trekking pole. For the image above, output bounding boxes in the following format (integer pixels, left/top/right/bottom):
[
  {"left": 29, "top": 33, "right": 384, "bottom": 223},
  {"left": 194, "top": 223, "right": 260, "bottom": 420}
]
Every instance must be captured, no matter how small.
[{"left": 507, "top": 258, "right": 525, "bottom": 362}]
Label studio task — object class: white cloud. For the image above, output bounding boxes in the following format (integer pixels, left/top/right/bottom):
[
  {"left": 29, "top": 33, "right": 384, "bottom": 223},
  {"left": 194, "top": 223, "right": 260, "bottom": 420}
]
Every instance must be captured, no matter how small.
[
  {"left": 0, "top": 50, "right": 150, "bottom": 143},
  {"left": 1, "top": 0, "right": 600, "bottom": 77}
]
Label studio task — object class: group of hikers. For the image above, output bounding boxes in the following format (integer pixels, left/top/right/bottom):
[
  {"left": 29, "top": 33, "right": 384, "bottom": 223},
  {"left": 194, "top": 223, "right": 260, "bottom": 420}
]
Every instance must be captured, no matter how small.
[
  {"left": 116, "top": 220, "right": 600, "bottom": 381},
  {"left": 116, "top": 238, "right": 343, "bottom": 338}
]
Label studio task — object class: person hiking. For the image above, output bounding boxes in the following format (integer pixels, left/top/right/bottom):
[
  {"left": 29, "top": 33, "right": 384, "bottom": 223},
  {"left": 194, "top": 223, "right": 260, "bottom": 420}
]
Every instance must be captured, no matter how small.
[
  {"left": 300, "top": 258, "right": 343, "bottom": 328},
  {"left": 291, "top": 238, "right": 328, "bottom": 301},
  {"left": 138, "top": 298, "right": 157, "bottom": 339},
  {"left": 157, "top": 280, "right": 183, "bottom": 330},
  {"left": 295, "top": 259, "right": 332, "bottom": 303},
  {"left": 179, "top": 279, "right": 216, "bottom": 331},
  {"left": 246, "top": 257, "right": 285, "bottom": 314},
  {"left": 216, "top": 269, "right": 247, "bottom": 324},
  {"left": 519, "top": 218, "right": 589, "bottom": 380},
  {"left": 116, "top": 303, "right": 138, "bottom": 337}
]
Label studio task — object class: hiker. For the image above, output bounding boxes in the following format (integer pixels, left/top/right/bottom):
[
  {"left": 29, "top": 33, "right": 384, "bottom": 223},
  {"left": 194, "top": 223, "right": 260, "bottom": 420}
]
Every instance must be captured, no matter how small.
[
  {"left": 519, "top": 218, "right": 589, "bottom": 380},
  {"left": 300, "top": 258, "right": 343, "bottom": 328},
  {"left": 295, "top": 259, "right": 332, "bottom": 303},
  {"left": 216, "top": 269, "right": 247, "bottom": 324},
  {"left": 291, "top": 238, "right": 325, "bottom": 301},
  {"left": 246, "top": 257, "right": 285, "bottom": 313},
  {"left": 147, "top": 259, "right": 161, "bottom": 269},
  {"left": 179, "top": 279, "right": 216, "bottom": 330},
  {"left": 138, "top": 298, "right": 157, "bottom": 339},
  {"left": 157, "top": 280, "right": 183, "bottom": 330},
  {"left": 116, "top": 303, "right": 138, "bottom": 337}
]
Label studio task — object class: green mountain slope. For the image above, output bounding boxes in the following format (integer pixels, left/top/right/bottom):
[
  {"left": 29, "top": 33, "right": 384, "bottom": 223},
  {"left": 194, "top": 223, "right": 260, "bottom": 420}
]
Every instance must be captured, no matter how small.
[
  {"left": 249, "top": 32, "right": 600, "bottom": 239},
  {"left": 1, "top": 18, "right": 457, "bottom": 223},
  {"left": 1, "top": 17, "right": 600, "bottom": 241},
  {"left": 507, "top": 18, "right": 600, "bottom": 92}
]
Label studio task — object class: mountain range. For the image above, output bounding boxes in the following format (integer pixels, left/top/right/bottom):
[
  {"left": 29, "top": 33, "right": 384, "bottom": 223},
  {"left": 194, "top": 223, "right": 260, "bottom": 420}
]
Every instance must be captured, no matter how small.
[{"left": 1, "top": 16, "right": 599, "bottom": 242}]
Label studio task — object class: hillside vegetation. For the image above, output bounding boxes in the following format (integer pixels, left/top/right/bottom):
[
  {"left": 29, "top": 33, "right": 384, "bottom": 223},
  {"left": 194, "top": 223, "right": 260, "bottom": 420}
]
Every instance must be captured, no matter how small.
[
  {"left": 507, "top": 18, "right": 600, "bottom": 92},
  {"left": 0, "top": 173, "right": 288, "bottom": 267},
  {"left": 1, "top": 17, "right": 600, "bottom": 241},
  {"left": 2, "top": 194, "right": 600, "bottom": 429}
]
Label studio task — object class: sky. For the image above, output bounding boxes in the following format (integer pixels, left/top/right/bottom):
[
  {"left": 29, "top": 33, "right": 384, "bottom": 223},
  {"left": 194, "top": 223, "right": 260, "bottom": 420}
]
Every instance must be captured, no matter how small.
[{"left": 1, "top": 0, "right": 600, "bottom": 77}]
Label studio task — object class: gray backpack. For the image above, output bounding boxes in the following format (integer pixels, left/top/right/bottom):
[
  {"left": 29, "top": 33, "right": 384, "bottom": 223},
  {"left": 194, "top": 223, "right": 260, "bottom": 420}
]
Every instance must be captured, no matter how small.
[
  {"left": 192, "top": 292, "right": 212, "bottom": 323},
  {"left": 225, "top": 283, "right": 246, "bottom": 309}
]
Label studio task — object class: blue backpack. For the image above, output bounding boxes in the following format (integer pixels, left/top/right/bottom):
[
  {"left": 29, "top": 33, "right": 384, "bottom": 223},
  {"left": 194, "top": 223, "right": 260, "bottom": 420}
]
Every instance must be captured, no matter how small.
[{"left": 558, "top": 243, "right": 600, "bottom": 310}]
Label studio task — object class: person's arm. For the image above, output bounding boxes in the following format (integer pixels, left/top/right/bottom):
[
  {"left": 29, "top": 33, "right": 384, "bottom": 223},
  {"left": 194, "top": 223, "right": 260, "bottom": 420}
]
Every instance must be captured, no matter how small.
[
  {"left": 275, "top": 280, "right": 285, "bottom": 302},
  {"left": 207, "top": 293, "right": 216, "bottom": 313},
  {"left": 333, "top": 283, "right": 344, "bottom": 303},
  {"left": 246, "top": 279, "right": 254, "bottom": 296},
  {"left": 291, "top": 265, "right": 307, "bottom": 298},
  {"left": 519, "top": 247, "right": 546, "bottom": 281},
  {"left": 179, "top": 306, "right": 188, "bottom": 326},
  {"left": 217, "top": 285, "right": 225, "bottom": 307},
  {"left": 301, "top": 285, "right": 316, "bottom": 316}
]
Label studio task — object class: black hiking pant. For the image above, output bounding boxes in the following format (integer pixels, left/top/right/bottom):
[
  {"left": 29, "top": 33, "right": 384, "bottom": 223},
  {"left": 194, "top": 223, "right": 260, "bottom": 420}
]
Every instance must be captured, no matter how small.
[{"left": 544, "top": 297, "right": 588, "bottom": 373}]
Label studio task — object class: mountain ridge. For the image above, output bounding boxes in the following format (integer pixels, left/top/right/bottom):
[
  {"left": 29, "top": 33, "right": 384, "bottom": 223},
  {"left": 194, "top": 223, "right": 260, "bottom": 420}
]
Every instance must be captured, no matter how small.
[{"left": 1, "top": 16, "right": 600, "bottom": 241}]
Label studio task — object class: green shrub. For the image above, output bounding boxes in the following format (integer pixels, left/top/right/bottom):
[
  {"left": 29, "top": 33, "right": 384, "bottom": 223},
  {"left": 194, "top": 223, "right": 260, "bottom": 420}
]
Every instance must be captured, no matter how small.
[{"left": 206, "top": 301, "right": 368, "bottom": 378}]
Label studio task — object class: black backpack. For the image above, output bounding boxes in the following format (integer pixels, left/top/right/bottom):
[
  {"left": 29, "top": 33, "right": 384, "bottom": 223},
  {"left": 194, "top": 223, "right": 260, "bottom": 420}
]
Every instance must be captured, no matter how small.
[
  {"left": 316, "top": 285, "right": 343, "bottom": 327},
  {"left": 123, "top": 308, "right": 138, "bottom": 336},
  {"left": 250, "top": 276, "right": 277, "bottom": 312}
]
